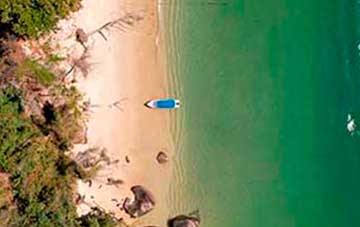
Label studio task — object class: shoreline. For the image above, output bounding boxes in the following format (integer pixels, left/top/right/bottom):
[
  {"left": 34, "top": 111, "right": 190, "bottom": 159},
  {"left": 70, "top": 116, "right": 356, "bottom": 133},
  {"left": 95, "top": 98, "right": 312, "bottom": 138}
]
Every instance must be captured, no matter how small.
[{"left": 73, "top": 0, "right": 173, "bottom": 224}]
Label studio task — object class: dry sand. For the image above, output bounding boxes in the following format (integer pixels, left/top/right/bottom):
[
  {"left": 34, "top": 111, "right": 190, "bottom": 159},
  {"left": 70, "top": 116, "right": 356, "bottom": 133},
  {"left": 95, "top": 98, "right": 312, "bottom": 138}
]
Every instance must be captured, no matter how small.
[{"left": 72, "top": 0, "right": 173, "bottom": 225}]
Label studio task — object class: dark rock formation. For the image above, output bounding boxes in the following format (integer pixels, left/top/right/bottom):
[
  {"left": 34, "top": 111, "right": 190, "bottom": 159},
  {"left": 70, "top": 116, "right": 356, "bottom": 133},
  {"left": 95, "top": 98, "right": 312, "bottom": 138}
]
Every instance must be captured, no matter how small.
[
  {"left": 123, "top": 185, "right": 156, "bottom": 218},
  {"left": 167, "top": 213, "right": 200, "bottom": 227},
  {"left": 156, "top": 151, "right": 169, "bottom": 164},
  {"left": 75, "top": 28, "right": 88, "bottom": 45}
]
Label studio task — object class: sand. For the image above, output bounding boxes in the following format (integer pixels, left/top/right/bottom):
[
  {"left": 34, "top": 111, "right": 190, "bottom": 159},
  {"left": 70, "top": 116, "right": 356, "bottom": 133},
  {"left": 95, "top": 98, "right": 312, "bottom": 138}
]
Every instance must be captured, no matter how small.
[{"left": 72, "top": 0, "right": 172, "bottom": 225}]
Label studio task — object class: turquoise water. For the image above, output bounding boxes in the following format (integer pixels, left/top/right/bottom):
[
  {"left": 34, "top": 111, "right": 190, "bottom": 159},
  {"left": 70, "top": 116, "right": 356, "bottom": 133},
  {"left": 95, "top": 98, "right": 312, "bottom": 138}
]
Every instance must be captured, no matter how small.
[{"left": 164, "top": 0, "right": 360, "bottom": 226}]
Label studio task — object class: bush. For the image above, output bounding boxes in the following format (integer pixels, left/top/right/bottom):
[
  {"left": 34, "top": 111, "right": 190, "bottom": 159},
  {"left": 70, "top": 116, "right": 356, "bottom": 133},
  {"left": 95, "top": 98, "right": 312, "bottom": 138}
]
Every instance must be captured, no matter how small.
[
  {"left": 0, "top": 0, "right": 81, "bottom": 37},
  {"left": 0, "top": 87, "right": 117, "bottom": 227},
  {"left": 77, "top": 208, "right": 119, "bottom": 227},
  {"left": 0, "top": 36, "right": 118, "bottom": 226},
  {"left": 0, "top": 87, "right": 78, "bottom": 226},
  {"left": 16, "top": 59, "right": 55, "bottom": 86}
]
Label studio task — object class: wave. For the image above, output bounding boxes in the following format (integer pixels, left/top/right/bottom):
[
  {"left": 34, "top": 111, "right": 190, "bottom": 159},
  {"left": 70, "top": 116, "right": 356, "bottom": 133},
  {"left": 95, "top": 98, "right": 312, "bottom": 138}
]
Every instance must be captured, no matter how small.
[{"left": 159, "top": 0, "right": 193, "bottom": 214}]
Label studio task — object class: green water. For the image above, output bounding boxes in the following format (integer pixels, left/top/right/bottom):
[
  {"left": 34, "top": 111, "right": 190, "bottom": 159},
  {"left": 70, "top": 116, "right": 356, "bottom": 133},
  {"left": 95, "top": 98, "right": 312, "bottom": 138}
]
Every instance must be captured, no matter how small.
[{"left": 164, "top": 0, "right": 360, "bottom": 226}]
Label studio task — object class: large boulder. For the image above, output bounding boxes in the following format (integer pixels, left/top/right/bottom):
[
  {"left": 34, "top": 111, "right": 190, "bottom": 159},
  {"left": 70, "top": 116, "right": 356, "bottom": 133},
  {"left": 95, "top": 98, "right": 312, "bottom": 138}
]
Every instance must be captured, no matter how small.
[
  {"left": 167, "top": 215, "right": 200, "bottom": 227},
  {"left": 123, "top": 185, "right": 156, "bottom": 218}
]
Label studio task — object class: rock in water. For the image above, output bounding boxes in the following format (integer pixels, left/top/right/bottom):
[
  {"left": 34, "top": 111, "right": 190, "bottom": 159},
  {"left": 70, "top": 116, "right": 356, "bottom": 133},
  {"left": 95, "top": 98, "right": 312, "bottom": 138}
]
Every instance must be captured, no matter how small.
[
  {"left": 156, "top": 151, "right": 169, "bottom": 164},
  {"left": 168, "top": 215, "right": 200, "bottom": 227},
  {"left": 347, "top": 114, "right": 356, "bottom": 135},
  {"left": 123, "top": 185, "right": 156, "bottom": 218}
]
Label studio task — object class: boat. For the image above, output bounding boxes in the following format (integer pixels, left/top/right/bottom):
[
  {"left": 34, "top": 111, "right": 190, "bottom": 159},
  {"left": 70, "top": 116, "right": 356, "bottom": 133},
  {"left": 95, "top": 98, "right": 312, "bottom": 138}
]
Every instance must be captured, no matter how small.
[{"left": 145, "top": 98, "right": 180, "bottom": 109}]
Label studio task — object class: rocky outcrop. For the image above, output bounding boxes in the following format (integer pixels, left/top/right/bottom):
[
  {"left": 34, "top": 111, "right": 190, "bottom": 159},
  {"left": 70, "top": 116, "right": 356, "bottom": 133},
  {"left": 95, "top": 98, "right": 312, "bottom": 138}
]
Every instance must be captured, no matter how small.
[
  {"left": 167, "top": 213, "right": 200, "bottom": 227},
  {"left": 123, "top": 185, "right": 156, "bottom": 218},
  {"left": 156, "top": 151, "right": 169, "bottom": 164}
]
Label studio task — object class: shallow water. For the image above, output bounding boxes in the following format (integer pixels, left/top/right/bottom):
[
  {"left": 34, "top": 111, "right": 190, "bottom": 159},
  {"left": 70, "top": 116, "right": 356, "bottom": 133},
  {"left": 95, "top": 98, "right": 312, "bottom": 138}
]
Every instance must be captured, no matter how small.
[{"left": 163, "top": 0, "right": 360, "bottom": 226}]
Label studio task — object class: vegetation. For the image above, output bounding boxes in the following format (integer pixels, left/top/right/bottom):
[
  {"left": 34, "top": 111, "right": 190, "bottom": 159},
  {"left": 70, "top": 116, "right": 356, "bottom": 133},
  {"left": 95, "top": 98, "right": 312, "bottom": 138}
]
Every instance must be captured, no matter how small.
[
  {"left": 15, "top": 59, "right": 55, "bottom": 86},
  {"left": 0, "top": 0, "right": 81, "bottom": 37},
  {"left": 0, "top": 87, "right": 77, "bottom": 226},
  {"left": 0, "top": 86, "right": 119, "bottom": 227},
  {"left": 0, "top": 38, "right": 118, "bottom": 226},
  {"left": 77, "top": 208, "right": 120, "bottom": 227},
  {"left": 0, "top": 1, "right": 125, "bottom": 225}
]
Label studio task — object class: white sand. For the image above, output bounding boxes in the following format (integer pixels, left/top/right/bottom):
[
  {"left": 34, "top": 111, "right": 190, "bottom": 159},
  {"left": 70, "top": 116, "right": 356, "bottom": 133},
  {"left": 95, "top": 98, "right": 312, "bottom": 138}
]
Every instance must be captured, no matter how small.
[{"left": 72, "top": 0, "right": 173, "bottom": 225}]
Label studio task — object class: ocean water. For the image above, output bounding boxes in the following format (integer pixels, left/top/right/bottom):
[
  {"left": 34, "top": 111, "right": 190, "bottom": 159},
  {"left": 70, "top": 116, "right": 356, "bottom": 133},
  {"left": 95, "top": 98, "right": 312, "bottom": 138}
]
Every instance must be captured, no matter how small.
[{"left": 163, "top": 0, "right": 360, "bottom": 226}]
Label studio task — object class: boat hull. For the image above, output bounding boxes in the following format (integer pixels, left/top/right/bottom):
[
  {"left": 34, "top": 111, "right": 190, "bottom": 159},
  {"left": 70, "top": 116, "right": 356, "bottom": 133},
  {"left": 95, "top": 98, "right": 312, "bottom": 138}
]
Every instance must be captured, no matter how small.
[{"left": 145, "top": 99, "right": 180, "bottom": 109}]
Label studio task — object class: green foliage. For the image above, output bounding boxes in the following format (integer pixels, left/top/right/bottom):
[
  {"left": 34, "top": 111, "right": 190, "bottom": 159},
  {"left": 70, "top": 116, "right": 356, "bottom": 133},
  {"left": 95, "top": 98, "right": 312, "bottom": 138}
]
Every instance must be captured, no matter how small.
[
  {"left": 0, "top": 87, "right": 117, "bottom": 227},
  {"left": 0, "top": 87, "right": 33, "bottom": 171},
  {"left": 16, "top": 59, "right": 55, "bottom": 86},
  {"left": 0, "top": 87, "right": 77, "bottom": 226},
  {"left": 77, "top": 208, "right": 119, "bottom": 227},
  {"left": 43, "top": 85, "right": 84, "bottom": 150},
  {"left": 0, "top": 0, "right": 81, "bottom": 37},
  {"left": 0, "top": 32, "right": 118, "bottom": 227},
  {"left": 40, "top": 40, "right": 66, "bottom": 64},
  {"left": 48, "top": 54, "right": 66, "bottom": 63}
]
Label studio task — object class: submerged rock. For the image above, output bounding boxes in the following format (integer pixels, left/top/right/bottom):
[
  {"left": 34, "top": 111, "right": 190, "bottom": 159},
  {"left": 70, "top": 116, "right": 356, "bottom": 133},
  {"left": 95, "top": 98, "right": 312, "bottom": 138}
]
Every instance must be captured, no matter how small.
[
  {"left": 167, "top": 215, "right": 200, "bottom": 227},
  {"left": 123, "top": 185, "right": 156, "bottom": 218},
  {"left": 156, "top": 151, "right": 169, "bottom": 164}
]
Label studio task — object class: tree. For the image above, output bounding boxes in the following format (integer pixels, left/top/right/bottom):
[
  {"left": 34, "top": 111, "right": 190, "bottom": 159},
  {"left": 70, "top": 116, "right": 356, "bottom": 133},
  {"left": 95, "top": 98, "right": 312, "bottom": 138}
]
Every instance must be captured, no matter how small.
[
  {"left": 0, "top": 87, "right": 116, "bottom": 226},
  {"left": 0, "top": 0, "right": 81, "bottom": 37},
  {"left": 77, "top": 208, "right": 119, "bottom": 227}
]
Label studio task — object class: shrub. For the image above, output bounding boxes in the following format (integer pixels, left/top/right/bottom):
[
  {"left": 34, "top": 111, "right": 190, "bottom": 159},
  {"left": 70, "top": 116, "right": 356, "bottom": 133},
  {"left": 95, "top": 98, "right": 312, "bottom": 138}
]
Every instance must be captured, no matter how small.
[
  {"left": 0, "top": 87, "right": 116, "bottom": 227},
  {"left": 0, "top": 87, "right": 77, "bottom": 226},
  {"left": 16, "top": 59, "right": 55, "bottom": 86},
  {"left": 77, "top": 208, "right": 119, "bottom": 227},
  {"left": 0, "top": 0, "right": 81, "bottom": 37}
]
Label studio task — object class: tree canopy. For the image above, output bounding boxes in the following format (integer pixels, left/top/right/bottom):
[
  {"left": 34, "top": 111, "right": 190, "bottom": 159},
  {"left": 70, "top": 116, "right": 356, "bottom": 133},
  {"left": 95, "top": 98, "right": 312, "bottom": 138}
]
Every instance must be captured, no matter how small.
[
  {"left": 0, "top": 39, "right": 119, "bottom": 226},
  {"left": 0, "top": 87, "right": 118, "bottom": 227},
  {"left": 0, "top": 0, "right": 81, "bottom": 37}
]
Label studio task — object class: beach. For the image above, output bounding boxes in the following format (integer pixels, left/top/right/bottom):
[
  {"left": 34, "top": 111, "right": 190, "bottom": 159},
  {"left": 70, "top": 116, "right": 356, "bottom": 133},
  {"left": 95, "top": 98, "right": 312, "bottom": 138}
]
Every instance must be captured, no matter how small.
[
  {"left": 72, "top": 0, "right": 172, "bottom": 224},
  {"left": 2, "top": 0, "right": 360, "bottom": 226},
  {"left": 66, "top": 0, "right": 360, "bottom": 226}
]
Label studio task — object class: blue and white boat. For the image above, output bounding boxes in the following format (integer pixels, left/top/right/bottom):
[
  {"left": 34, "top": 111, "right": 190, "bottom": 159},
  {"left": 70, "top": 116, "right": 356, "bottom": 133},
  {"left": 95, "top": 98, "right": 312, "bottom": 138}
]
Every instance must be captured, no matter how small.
[{"left": 145, "top": 98, "right": 180, "bottom": 109}]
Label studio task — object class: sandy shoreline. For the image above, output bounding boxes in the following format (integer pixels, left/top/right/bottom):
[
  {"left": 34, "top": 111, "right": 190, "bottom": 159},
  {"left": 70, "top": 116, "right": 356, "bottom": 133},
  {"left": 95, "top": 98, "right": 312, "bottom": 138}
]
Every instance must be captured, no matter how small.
[{"left": 72, "top": 0, "right": 172, "bottom": 224}]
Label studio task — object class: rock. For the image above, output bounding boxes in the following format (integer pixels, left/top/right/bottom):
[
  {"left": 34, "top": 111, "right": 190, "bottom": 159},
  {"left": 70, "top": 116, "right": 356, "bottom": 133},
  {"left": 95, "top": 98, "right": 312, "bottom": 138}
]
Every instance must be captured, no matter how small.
[
  {"left": 167, "top": 215, "right": 200, "bottom": 227},
  {"left": 156, "top": 151, "right": 169, "bottom": 164},
  {"left": 75, "top": 28, "right": 88, "bottom": 45},
  {"left": 123, "top": 185, "right": 156, "bottom": 218}
]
